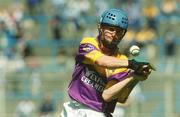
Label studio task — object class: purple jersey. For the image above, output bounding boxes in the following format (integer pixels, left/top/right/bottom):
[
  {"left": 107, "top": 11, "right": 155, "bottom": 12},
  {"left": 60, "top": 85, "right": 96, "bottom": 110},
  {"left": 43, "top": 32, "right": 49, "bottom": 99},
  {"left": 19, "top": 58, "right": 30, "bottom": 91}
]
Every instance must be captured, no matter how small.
[{"left": 68, "top": 37, "right": 129, "bottom": 113}]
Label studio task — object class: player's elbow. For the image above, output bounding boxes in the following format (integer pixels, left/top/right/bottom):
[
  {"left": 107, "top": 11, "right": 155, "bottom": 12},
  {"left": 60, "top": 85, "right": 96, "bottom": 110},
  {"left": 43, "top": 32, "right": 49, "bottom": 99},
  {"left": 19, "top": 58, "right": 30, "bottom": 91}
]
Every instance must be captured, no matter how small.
[
  {"left": 95, "top": 59, "right": 105, "bottom": 67},
  {"left": 102, "top": 90, "right": 115, "bottom": 102},
  {"left": 102, "top": 94, "right": 112, "bottom": 102}
]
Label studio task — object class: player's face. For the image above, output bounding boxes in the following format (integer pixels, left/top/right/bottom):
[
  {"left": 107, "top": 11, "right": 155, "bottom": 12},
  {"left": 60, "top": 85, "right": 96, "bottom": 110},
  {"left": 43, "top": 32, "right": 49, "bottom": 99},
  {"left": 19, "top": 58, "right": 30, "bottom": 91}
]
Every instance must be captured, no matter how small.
[{"left": 100, "top": 24, "right": 126, "bottom": 49}]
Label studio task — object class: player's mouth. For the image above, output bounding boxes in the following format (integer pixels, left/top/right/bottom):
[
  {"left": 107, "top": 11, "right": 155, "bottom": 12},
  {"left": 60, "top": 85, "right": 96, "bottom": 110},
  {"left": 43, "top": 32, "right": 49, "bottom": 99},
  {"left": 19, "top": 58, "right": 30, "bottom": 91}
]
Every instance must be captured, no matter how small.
[{"left": 104, "top": 35, "right": 113, "bottom": 41}]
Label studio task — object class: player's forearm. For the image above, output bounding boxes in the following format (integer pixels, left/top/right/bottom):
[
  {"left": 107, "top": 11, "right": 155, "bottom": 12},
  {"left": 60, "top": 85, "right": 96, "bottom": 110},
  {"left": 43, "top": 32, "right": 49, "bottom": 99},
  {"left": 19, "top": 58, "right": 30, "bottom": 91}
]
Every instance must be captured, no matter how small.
[
  {"left": 95, "top": 55, "right": 128, "bottom": 68},
  {"left": 102, "top": 76, "right": 138, "bottom": 102},
  {"left": 117, "top": 79, "right": 139, "bottom": 103}
]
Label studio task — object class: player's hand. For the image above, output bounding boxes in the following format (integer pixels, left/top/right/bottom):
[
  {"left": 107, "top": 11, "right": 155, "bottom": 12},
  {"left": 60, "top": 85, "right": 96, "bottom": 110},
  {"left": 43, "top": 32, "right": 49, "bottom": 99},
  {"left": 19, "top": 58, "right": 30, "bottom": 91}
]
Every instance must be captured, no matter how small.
[
  {"left": 134, "top": 65, "right": 152, "bottom": 81},
  {"left": 128, "top": 59, "right": 149, "bottom": 71},
  {"left": 134, "top": 73, "right": 149, "bottom": 81},
  {"left": 135, "top": 64, "right": 153, "bottom": 75},
  {"left": 128, "top": 59, "right": 155, "bottom": 76}
]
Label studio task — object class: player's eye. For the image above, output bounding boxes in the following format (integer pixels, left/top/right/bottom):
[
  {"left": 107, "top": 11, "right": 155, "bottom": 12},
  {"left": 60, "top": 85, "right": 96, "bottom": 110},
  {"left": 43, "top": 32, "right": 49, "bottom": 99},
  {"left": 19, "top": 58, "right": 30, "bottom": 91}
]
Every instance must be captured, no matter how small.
[
  {"left": 116, "top": 29, "right": 126, "bottom": 36},
  {"left": 108, "top": 27, "right": 116, "bottom": 32},
  {"left": 102, "top": 26, "right": 116, "bottom": 32}
]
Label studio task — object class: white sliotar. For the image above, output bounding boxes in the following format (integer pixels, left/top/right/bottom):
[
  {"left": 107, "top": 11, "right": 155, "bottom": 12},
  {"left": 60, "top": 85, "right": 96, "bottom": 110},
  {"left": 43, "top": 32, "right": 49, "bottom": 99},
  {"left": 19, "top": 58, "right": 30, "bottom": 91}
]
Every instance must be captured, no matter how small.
[{"left": 129, "top": 45, "right": 140, "bottom": 56}]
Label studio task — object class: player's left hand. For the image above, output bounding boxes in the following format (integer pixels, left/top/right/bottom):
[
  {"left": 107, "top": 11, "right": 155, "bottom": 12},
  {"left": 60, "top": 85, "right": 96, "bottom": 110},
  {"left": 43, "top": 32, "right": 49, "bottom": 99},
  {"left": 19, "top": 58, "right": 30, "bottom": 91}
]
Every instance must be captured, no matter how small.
[
  {"left": 128, "top": 59, "right": 155, "bottom": 75},
  {"left": 134, "top": 74, "right": 149, "bottom": 81},
  {"left": 134, "top": 64, "right": 154, "bottom": 81},
  {"left": 135, "top": 64, "right": 153, "bottom": 76}
]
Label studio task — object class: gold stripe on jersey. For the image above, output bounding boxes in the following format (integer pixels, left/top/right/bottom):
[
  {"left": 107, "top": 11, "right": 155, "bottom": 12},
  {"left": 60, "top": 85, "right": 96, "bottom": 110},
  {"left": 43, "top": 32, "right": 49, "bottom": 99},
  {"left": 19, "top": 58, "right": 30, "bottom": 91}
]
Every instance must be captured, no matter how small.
[
  {"left": 80, "top": 37, "right": 99, "bottom": 49},
  {"left": 106, "top": 55, "right": 128, "bottom": 77},
  {"left": 80, "top": 37, "right": 103, "bottom": 64},
  {"left": 83, "top": 50, "right": 104, "bottom": 64}
]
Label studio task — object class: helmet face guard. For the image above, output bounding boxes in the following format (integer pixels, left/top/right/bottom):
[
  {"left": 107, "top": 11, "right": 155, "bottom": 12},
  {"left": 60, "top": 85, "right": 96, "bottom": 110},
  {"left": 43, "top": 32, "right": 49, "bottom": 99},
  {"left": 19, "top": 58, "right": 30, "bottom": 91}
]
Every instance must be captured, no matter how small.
[
  {"left": 99, "top": 9, "right": 128, "bottom": 49},
  {"left": 100, "top": 23, "right": 127, "bottom": 39}
]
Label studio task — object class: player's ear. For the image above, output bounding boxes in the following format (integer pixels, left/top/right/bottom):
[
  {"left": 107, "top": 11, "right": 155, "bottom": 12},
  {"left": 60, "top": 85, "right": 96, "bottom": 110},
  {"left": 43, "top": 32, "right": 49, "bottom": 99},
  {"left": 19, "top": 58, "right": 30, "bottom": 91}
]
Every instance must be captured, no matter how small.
[
  {"left": 97, "top": 23, "right": 102, "bottom": 34},
  {"left": 97, "top": 23, "right": 101, "bottom": 30},
  {"left": 98, "top": 24, "right": 104, "bottom": 32}
]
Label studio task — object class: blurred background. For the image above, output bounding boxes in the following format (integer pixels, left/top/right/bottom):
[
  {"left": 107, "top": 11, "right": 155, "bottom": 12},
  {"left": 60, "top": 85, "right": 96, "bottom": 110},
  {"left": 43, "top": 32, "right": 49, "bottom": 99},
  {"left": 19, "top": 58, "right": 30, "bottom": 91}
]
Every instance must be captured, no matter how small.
[{"left": 0, "top": 0, "right": 179, "bottom": 117}]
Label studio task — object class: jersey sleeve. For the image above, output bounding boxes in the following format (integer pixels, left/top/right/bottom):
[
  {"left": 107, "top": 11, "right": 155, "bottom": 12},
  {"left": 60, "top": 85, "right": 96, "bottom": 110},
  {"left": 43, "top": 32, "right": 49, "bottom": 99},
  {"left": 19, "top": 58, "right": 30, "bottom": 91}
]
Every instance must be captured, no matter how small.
[
  {"left": 106, "top": 55, "right": 131, "bottom": 82},
  {"left": 75, "top": 37, "right": 104, "bottom": 65}
]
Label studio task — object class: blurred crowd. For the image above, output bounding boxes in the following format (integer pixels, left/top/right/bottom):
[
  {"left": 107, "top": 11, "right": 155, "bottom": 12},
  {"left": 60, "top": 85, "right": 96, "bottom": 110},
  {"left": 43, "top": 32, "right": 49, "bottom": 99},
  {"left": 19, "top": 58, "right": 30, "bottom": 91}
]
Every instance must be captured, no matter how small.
[
  {"left": 0, "top": 0, "right": 179, "bottom": 66},
  {"left": 0, "top": 0, "right": 180, "bottom": 116},
  {"left": 0, "top": 0, "right": 179, "bottom": 60}
]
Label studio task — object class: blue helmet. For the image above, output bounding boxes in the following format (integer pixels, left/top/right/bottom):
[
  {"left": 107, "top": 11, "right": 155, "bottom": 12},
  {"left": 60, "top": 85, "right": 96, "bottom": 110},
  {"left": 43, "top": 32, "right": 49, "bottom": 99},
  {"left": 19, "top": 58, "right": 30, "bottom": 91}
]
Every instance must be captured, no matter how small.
[{"left": 100, "top": 9, "right": 128, "bottom": 30}]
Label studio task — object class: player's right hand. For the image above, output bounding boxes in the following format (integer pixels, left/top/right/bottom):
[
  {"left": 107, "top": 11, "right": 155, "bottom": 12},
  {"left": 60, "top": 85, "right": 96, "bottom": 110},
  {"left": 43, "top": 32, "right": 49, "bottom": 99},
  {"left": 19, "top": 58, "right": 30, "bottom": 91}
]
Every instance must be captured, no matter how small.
[
  {"left": 128, "top": 59, "right": 149, "bottom": 71},
  {"left": 128, "top": 59, "right": 155, "bottom": 76}
]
